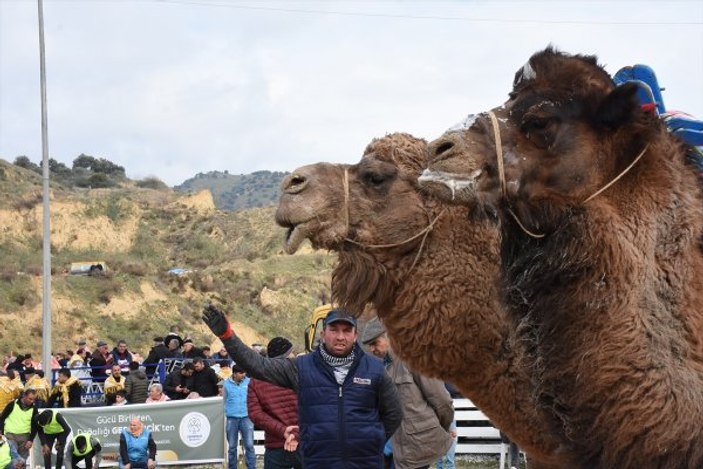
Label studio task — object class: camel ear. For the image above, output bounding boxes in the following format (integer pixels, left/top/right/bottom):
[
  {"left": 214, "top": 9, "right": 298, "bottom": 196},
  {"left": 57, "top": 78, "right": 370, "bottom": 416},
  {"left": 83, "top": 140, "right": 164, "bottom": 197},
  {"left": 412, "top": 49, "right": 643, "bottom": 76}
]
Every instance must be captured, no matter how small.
[{"left": 596, "top": 82, "right": 640, "bottom": 129}]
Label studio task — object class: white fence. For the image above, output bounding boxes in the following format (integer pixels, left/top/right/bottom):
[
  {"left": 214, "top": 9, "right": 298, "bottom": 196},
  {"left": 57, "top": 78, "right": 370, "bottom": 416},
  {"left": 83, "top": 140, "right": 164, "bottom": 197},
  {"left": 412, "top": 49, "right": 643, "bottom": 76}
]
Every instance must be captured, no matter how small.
[{"left": 251, "top": 398, "right": 504, "bottom": 456}]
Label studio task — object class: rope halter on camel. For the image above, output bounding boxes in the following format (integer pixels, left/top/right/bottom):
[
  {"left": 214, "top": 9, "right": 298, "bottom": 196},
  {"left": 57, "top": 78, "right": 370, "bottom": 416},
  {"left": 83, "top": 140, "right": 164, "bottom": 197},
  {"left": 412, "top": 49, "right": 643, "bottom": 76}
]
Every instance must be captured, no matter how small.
[
  {"left": 486, "top": 110, "right": 649, "bottom": 239},
  {"left": 341, "top": 166, "right": 445, "bottom": 273}
]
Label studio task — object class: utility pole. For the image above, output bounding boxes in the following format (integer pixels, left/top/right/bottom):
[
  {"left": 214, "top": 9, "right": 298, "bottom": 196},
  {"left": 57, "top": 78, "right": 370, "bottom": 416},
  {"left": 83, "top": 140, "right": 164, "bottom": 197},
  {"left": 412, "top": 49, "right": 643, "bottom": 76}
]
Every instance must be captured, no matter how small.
[{"left": 37, "top": 0, "right": 52, "bottom": 374}]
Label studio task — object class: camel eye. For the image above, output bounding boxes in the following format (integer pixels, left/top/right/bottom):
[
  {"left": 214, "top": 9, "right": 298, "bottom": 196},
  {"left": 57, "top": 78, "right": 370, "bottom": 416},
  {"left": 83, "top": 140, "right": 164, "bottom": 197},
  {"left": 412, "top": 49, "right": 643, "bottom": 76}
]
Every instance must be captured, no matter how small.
[
  {"left": 364, "top": 172, "right": 387, "bottom": 186},
  {"left": 521, "top": 116, "right": 550, "bottom": 133}
]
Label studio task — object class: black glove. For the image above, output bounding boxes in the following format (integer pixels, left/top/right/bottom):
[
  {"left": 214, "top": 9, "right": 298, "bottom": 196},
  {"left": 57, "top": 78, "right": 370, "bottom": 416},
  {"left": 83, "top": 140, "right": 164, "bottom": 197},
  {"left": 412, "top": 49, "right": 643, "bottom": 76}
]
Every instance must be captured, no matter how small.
[{"left": 202, "top": 303, "right": 233, "bottom": 339}]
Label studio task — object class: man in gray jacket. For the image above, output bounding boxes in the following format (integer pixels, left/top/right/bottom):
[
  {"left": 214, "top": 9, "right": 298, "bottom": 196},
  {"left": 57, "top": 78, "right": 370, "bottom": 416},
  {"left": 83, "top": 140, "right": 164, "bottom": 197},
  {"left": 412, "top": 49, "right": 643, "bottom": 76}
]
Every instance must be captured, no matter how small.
[{"left": 362, "top": 316, "right": 454, "bottom": 469}]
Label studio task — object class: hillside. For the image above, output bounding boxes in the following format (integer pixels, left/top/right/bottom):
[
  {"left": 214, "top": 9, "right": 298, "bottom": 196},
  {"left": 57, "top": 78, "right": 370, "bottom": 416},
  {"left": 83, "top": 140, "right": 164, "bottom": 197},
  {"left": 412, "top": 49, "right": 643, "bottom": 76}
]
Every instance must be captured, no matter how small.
[
  {"left": 175, "top": 170, "right": 288, "bottom": 211},
  {"left": 0, "top": 159, "right": 335, "bottom": 358}
]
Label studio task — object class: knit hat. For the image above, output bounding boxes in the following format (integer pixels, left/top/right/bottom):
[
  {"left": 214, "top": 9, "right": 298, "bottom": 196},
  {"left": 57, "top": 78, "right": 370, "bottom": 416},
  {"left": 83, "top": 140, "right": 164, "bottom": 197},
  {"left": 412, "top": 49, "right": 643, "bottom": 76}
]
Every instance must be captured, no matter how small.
[
  {"left": 267, "top": 337, "right": 293, "bottom": 359},
  {"left": 361, "top": 317, "right": 386, "bottom": 344},
  {"left": 183, "top": 338, "right": 194, "bottom": 345}
]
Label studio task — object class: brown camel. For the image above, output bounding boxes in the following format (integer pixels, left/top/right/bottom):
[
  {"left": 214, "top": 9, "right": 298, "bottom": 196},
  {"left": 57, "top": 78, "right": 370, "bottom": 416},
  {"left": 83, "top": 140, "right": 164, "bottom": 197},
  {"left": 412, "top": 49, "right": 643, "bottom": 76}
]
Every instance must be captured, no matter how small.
[
  {"left": 276, "top": 133, "right": 569, "bottom": 467},
  {"left": 420, "top": 47, "right": 703, "bottom": 468}
]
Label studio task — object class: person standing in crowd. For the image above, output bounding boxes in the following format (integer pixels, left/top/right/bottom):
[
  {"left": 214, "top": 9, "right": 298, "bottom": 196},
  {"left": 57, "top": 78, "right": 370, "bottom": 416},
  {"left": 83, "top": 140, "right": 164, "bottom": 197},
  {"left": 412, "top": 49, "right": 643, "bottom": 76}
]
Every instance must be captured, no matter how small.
[
  {"left": 64, "top": 434, "right": 102, "bottom": 469},
  {"left": 111, "top": 341, "right": 134, "bottom": 372},
  {"left": 36, "top": 409, "right": 71, "bottom": 469},
  {"left": 202, "top": 305, "right": 403, "bottom": 469},
  {"left": 145, "top": 384, "right": 170, "bottom": 403},
  {"left": 191, "top": 358, "right": 219, "bottom": 398},
  {"left": 223, "top": 364, "right": 256, "bottom": 469},
  {"left": 163, "top": 363, "right": 193, "bottom": 400},
  {"left": 124, "top": 362, "right": 149, "bottom": 404},
  {"left": 24, "top": 369, "right": 51, "bottom": 408},
  {"left": 0, "top": 390, "right": 38, "bottom": 460},
  {"left": 104, "top": 364, "right": 126, "bottom": 405},
  {"left": 182, "top": 339, "right": 206, "bottom": 360},
  {"left": 436, "top": 382, "right": 462, "bottom": 469},
  {"left": 48, "top": 368, "right": 82, "bottom": 408},
  {"left": 362, "top": 316, "right": 454, "bottom": 469},
  {"left": 0, "top": 371, "right": 21, "bottom": 414},
  {"left": 0, "top": 435, "right": 24, "bottom": 469},
  {"left": 89, "top": 341, "right": 113, "bottom": 383},
  {"left": 119, "top": 417, "right": 156, "bottom": 469},
  {"left": 142, "top": 337, "right": 170, "bottom": 378},
  {"left": 247, "top": 337, "right": 301, "bottom": 469},
  {"left": 164, "top": 327, "right": 183, "bottom": 359}
]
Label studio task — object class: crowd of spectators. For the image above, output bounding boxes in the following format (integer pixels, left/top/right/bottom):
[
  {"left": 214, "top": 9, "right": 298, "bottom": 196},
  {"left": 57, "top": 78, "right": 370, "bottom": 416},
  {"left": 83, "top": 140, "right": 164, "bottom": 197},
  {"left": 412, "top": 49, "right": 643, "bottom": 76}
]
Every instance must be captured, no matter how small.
[{"left": 0, "top": 328, "right": 233, "bottom": 411}]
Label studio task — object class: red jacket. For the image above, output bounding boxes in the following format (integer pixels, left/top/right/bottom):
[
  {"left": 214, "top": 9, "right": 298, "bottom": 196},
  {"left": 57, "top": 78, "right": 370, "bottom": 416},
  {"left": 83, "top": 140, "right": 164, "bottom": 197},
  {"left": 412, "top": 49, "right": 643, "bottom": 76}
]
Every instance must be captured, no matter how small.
[{"left": 247, "top": 377, "right": 298, "bottom": 449}]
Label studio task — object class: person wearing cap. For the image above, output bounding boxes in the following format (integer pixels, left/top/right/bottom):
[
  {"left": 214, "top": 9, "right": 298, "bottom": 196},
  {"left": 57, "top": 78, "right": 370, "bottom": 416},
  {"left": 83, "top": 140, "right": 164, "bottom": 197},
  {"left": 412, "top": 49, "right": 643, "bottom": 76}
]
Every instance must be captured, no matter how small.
[
  {"left": 0, "top": 435, "right": 24, "bottom": 469},
  {"left": 24, "top": 369, "right": 51, "bottom": 408},
  {"left": 247, "top": 337, "right": 301, "bottom": 469},
  {"left": 202, "top": 304, "right": 403, "bottom": 469},
  {"left": 182, "top": 339, "right": 206, "bottom": 360},
  {"left": 48, "top": 368, "right": 82, "bottom": 408},
  {"left": 362, "top": 317, "right": 454, "bottom": 469},
  {"left": 64, "top": 433, "right": 102, "bottom": 469},
  {"left": 36, "top": 409, "right": 71, "bottom": 469},
  {"left": 0, "top": 389, "right": 39, "bottom": 460},
  {"left": 223, "top": 364, "right": 255, "bottom": 469}
]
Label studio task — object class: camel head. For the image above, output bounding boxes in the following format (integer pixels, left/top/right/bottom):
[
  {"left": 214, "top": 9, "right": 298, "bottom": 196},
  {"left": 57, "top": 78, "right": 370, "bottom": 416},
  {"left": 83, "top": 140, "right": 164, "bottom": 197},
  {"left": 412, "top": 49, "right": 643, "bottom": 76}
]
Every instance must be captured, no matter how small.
[
  {"left": 420, "top": 47, "right": 655, "bottom": 232},
  {"left": 276, "top": 133, "right": 437, "bottom": 313}
]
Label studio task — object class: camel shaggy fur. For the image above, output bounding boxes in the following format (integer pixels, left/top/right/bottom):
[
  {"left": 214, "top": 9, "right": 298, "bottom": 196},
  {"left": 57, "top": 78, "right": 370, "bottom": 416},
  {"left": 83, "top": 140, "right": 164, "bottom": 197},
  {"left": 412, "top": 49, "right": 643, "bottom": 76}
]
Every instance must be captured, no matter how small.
[
  {"left": 420, "top": 47, "right": 703, "bottom": 468},
  {"left": 275, "top": 133, "right": 570, "bottom": 467}
]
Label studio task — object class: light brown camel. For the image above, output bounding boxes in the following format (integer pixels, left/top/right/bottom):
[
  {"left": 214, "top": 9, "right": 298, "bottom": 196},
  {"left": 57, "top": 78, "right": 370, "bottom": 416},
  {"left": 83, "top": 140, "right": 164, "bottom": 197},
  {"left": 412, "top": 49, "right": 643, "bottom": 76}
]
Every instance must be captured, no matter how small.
[
  {"left": 276, "top": 133, "right": 570, "bottom": 467},
  {"left": 420, "top": 47, "right": 703, "bottom": 468}
]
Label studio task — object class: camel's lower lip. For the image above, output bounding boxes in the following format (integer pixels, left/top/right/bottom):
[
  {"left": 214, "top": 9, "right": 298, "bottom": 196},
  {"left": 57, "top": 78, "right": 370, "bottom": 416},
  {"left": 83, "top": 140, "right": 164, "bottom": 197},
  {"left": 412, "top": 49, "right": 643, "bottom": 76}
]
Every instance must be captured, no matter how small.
[
  {"left": 283, "top": 224, "right": 308, "bottom": 254},
  {"left": 418, "top": 169, "right": 481, "bottom": 201}
]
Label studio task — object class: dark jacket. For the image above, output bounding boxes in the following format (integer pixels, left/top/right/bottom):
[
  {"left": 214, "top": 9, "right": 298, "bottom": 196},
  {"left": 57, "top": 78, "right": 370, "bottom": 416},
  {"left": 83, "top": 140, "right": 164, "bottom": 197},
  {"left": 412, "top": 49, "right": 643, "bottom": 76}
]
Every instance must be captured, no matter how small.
[
  {"left": 190, "top": 366, "right": 219, "bottom": 397},
  {"left": 247, "top": 378, "right": 298, "bottom": 449},
  {"left": 142, "top": 344, "right": 171, "bottom": 376},
  {"left": 37, "top": 410, "right": 71, "bottom": 445},
  {"left": 110, "top": 348, "right": 133, "bottom": 370},
  {"left": 88, "top": 352, "right": 111, "bottom": 382},
  {"left": 220, "top": 333, "right": 403, "bottom": 469},
  {"left": 48, "top": 381, "right": 82, "bottom": 408},
  {"left": 124, "top": 370, "right": 149, "bottom": 404},
  {"left": 182, "top": 347, "right": 206, "bottom": 360},
  {"left": 163, "top": 368, "right": 191, "bottom": 400},
  {"left": 297, "top": 348, "right": 386, "bottom": 468}
]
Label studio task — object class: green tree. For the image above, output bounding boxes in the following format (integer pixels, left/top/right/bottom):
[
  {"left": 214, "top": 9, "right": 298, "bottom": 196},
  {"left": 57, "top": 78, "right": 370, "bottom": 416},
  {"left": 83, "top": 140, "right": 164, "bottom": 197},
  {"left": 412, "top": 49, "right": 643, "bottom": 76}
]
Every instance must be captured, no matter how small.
[{"left": 14, "top": 156, "right": 40, "bottom": 173}]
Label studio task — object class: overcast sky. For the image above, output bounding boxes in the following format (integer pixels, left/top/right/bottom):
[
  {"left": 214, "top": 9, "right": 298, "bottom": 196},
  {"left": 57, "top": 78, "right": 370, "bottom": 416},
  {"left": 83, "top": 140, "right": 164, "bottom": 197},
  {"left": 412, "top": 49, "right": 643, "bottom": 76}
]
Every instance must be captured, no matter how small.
[{"left": 1, "top": 1, "right": 702, "bottom": 186}]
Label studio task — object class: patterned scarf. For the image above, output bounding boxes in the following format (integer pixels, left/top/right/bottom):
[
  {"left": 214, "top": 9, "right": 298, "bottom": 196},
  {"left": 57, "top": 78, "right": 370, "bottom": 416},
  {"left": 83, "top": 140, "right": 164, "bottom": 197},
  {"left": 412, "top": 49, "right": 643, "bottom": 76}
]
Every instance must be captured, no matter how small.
[
  {"left": 319, "top": 345, "right": 355, "bottom": 368},
  {"left": 54, "top": 376, "right": 79, "bottom": 408},
  {"left": 319, "top": 346, "right": 356, "bottom": 385}
]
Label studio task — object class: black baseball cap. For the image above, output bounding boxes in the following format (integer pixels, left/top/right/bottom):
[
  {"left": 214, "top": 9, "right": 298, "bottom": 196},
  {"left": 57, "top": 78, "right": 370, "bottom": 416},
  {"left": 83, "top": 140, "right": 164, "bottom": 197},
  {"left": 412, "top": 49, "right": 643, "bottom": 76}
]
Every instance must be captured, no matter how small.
[{"left": 323, "top": 309, "right": 357, "bottom": 328}]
